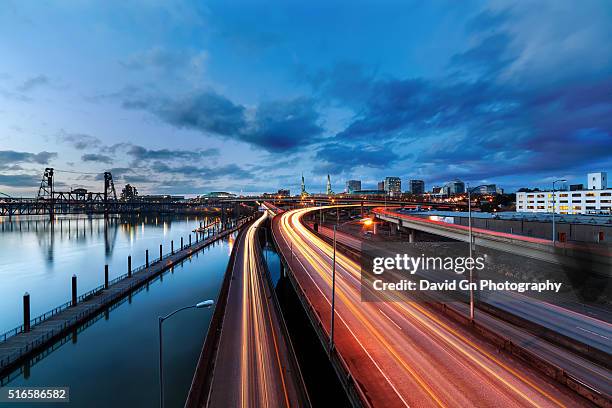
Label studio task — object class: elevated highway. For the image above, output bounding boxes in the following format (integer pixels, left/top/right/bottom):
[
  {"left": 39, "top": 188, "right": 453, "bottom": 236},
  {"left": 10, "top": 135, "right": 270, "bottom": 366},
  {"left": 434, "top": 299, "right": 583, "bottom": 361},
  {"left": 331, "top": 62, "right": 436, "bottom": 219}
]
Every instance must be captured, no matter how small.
[
  {"left": 187, "top": 210, "right": 309, "bottom": 407},
  {"left": 273, "top": 206, "right": 606, "bottom": 407},
  {"left": 374, "top": 207, "right": 612, "bottom": 276}
]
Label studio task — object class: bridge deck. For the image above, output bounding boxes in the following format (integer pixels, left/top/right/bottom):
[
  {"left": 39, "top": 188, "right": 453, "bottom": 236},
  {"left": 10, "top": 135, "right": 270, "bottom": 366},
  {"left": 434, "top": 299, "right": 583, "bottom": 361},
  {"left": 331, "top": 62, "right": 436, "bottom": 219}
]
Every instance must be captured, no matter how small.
[{"left": 0, "top": 218, "right": 250, "bottom": 378}]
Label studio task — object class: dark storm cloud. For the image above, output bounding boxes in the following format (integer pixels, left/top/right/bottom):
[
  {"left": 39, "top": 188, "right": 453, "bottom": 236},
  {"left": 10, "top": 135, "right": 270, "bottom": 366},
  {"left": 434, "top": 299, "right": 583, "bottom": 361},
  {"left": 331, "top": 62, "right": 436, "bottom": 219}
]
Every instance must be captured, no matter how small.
[
  {"left": 122, "top": 90, "right": 323, "bottom": 152},
  {"left": 242, "top": 97, "right": 323, "bottom": 152},
  {"left": 130, "top": 90, "right": 246, "bottom": 136},
  {"left": 126, "top": 145, "right": 219, "bottom": 161},
  {"left": 81, "top": 153, "right": 113, "bottom": 164},
  {"left": 0, "top": 150, "right": 57, "bottom": 165}
]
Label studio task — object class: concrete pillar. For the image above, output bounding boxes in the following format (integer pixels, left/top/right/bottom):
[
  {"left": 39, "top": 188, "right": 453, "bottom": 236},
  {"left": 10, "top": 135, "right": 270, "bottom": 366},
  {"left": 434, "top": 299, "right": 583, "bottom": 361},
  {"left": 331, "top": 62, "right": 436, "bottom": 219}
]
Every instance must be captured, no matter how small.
[
  {"left": 373, "top": 222, "right": 378, "bottom": 235},
  {"left": 159, "top": 244, "right": 163, "bottom": 260},
  {"left": 127, "top": 255, "right": 132, "bottom": 277},
  {"left": 23, "top": 292, "right": 30, "bottom": 333},
  {"left": 181, "top": 237, "right": 183, "bottom": 250},
  {"left": 189, "top": 234, "right": 192, "bottom": 246},
  {"left": 71, "top": 275, "right": 77, "bottom": 307},
  {"left": 171, "top": 240, "right": 174, "bottom": 254},
  {"left": 409, "top": 229, "right": 415, "bottom": 243},
  {"left": 146, "top": 250, "right": 149, "bottom": 268},
  {"left": 104, "top": 265, "right": 109, "bottom": 289}
]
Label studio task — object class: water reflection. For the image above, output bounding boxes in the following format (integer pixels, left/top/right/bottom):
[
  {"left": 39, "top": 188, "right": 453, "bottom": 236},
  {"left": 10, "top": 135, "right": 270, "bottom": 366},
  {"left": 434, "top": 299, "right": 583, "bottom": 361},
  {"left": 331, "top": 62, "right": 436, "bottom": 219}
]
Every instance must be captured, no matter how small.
[
  {"left": 0, "top": 214, "right": 222, "bottom": 332},
  {"left": 1, "top": 214, "right": 220, "bottom": 265},
  {"left": 1, "top": 237, "right": 232, "bottom": 407}
]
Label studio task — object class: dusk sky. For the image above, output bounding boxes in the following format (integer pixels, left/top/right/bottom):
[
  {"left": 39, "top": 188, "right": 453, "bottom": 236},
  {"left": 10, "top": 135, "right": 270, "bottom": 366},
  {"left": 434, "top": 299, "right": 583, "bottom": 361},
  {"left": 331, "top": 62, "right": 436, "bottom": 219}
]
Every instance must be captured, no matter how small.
[{"left": 1, "top": 1, "right": 611, "bottom": 196}]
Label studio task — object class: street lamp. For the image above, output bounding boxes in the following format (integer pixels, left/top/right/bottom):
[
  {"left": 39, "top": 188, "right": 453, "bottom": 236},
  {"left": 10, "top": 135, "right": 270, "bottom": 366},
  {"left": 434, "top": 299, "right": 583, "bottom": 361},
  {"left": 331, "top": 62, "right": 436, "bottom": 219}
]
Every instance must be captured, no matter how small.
[
  {"left": 329, "top": 225, "right": 337, "bottom": 354},
  {"left": 551, "top": 179, "right": 567, "bottom": 246},
  {"left": 158, "top": 300, "right": 215, "bottom": 408},
  {"left": 466, "top": 183, "right": 489, "bottom": 322}
]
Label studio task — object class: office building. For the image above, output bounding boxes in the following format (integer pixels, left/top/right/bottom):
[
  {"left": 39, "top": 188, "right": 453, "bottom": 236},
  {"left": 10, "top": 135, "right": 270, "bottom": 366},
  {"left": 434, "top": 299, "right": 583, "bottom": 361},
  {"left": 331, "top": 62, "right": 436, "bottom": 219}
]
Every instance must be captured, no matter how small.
[
  {"left": 345, "top": 180, "right": 362, "bottom": 194},
  {"left": 516, "top": 189, "right": 612, "bottom": 215},
  {"left": 588, "top": 172, "right": 608, "bottom": 190},
  {"left": 377, "top": 181, "right": 385, "bottom": 190},
  {"left": 445, "top": 179, "right": 465, "bottom": 195},
  {"left": 384, "top": 177, "right": 401, "bottom": 195},
  {"left": 407, "top": 179, "right": 425, "bottom": 195},
  {"left": 517, "top": 172, "right": 611, "bottom": 215}
]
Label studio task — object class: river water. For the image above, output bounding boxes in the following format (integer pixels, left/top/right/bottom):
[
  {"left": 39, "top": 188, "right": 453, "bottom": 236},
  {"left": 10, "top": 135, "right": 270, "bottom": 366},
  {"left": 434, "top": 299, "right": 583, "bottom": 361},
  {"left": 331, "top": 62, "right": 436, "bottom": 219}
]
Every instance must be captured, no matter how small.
[
  {"left": 0, "top": 214, "right": 219, "bottom": 332},
  {"left": 0, "top": 214, "right": 234, "bottom": 407}
]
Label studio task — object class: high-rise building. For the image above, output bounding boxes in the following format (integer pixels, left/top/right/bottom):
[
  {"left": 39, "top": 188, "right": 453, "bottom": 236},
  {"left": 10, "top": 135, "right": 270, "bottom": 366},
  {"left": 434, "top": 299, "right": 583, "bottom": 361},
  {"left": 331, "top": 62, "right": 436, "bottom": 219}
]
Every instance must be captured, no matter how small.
[
  {"left": 445, "top": 179, "right": 465, "bottom": 195},
  {"left": 407, "top": 179, "right": 425, "bottom": 195},
  {"left": 588, "top": 172, "right": 608, "bottom": 190},
  {"left": 377, "top": 181, "right": 385, "bottom": 190},
  {"left": 384, "top": 177, "right": 401, "bottom": 194},
  {"left": 345, "top": 180, "right": 361, "bottom": 194}
]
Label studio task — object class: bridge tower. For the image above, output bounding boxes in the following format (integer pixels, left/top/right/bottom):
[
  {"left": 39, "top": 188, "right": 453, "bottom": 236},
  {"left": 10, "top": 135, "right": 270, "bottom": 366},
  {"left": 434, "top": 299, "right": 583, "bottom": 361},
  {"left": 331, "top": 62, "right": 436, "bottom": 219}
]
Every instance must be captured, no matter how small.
[
  {"left": 103, "top": 172, "right": 117, "bottom": 217},
  {"left": 300, "top": 173, "right": 308, "bottom": 197},
  {"left": 326, "top": 174, "right": 333, "bottom": 195},
  {"left": 37, "top": 168, "right": 54, "bottom": 219}
]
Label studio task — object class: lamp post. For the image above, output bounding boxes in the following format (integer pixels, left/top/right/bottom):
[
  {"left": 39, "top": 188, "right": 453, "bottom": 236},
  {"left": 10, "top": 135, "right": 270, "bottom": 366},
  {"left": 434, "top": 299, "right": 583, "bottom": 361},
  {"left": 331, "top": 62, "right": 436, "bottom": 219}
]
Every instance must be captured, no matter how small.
[
  {"left": 551, "top": 179, "right": 567, "bottom": 247},
  {"left": 329, "top": 225, "right": 337, "bottom": 354},
  {"left": 466, "top": 183, "right": 488, "bottom": 322},
  {"left": 158, "top": 300, "right": 214, "bottom": 408}
]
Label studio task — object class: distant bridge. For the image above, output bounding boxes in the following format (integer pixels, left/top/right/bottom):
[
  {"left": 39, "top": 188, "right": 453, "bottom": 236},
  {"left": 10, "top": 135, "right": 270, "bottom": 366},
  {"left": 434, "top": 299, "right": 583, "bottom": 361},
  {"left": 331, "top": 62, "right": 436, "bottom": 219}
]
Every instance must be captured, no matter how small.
[{"left": 0, "top": 168, "right": 247, "bottom": 219}]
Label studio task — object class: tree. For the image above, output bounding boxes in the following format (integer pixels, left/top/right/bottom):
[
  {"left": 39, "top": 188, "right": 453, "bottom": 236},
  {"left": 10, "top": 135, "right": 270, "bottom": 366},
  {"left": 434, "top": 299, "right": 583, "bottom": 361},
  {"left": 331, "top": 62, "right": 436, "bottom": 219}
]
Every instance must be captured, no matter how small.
[{"left": 121, "top": 184, "right": 138, "bottom": 200}]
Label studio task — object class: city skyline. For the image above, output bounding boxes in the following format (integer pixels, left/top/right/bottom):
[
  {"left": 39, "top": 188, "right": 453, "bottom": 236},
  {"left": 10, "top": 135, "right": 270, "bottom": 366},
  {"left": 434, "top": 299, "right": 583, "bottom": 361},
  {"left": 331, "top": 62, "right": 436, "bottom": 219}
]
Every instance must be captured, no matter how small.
[{"left": 1, "top": 1, "right": 611, "bottom": 196}]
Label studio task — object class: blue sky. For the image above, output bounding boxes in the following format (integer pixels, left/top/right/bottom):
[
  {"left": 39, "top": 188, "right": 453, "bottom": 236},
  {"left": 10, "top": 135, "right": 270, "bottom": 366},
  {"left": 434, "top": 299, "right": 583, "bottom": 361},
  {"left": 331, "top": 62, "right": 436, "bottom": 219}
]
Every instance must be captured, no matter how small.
[{"left": 0, "top": 0, "right": 611, "bottom": 196}]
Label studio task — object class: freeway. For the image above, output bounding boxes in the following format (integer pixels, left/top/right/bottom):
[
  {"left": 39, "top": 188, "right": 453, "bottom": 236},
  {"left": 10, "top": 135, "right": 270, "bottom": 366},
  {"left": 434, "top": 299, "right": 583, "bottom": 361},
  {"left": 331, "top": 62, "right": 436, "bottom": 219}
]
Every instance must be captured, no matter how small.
[
  {"left": 273, "top": 207, "right": 600, "bottom": 407},
  {"left": 315, "top": 223, "right": 612, "bottom": 358},
  {"left": 205, "top": 211, "right": 309, "bottom": 407}
]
